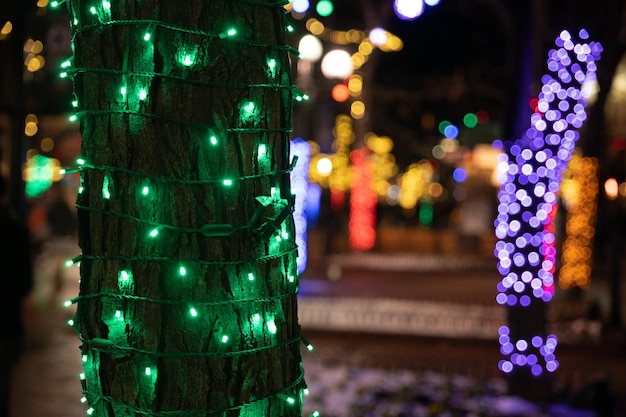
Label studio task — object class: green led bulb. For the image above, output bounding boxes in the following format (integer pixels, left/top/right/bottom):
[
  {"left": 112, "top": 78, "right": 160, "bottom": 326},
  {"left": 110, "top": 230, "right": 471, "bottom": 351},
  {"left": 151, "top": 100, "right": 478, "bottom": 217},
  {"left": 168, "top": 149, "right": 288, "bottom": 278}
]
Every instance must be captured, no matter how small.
[
  {"left": 258, "top": 144, "right": 267, "bottom": 161},
  {"left": 139, "top": 89, "right": 148, "bottom": 101},
  {"left": 179, "top": 266, "right": 187, "bottom": 276},
  {"left": 149, "top": 228, "right": 159, "bottom": 238},
  {"left": 142, "top": 186, "right": 149, "bottom": 195},
  {"left": 221, "top": 335, "right": 229, "bottom": 343},
  {"left": 89, "top": 6, "right": 96, "bottom": 14},
  {"left": 247, "top": 272, "right": 255, "bottom": 281},
  {"left": 102, "top": 175, "right": 111, "bottom": 199},
  {"left": 209, "top": 135, "right": 218, "bottom": 145},
  {"left": 145, "top": 367, "right": 152, "bottom": 376},
  {"left": 143, "top": 32, "right": 151, "bottom": 41},
  {"left": 267, "top": 319, "right": 277, "bottom": 334},
  {"left": 223, "top": 179, "right": 233, "bottom": 186},
  {"left": 189, "top": 307, "right": 198, "bottom": 317}
]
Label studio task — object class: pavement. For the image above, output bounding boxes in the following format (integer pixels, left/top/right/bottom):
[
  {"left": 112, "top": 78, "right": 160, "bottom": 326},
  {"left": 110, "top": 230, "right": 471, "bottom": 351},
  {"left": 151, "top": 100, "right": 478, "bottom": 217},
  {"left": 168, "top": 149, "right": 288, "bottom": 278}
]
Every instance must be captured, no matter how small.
[{"left": 9, "top": 246, "right": 626, "bottom": 416}]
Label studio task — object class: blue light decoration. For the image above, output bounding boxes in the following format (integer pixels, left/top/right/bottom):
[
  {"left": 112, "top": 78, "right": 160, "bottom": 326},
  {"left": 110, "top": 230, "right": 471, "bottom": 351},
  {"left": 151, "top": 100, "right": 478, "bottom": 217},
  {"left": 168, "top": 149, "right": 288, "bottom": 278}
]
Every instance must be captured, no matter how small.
[
  {"left": 290, "top": 139, "right": 311, "bottom": 274},
  {"left": 494, "top": 29, "right": 602, "bottom": 377},
  {"left": 305, "top": 184, "right": 321, "bottom": 226}
]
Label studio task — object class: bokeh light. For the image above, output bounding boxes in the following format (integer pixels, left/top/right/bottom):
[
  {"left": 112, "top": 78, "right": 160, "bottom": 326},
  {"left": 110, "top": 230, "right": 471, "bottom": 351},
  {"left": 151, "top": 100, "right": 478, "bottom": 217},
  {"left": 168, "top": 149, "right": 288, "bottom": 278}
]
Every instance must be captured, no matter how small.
[
  {"left": 321, "top": 49, "right": 353, "bottom": 79},
  {"left": 463, "top": 113, "right": 478, "bottom": 128},
  {"left": 316, "top": 0, "right": 334, "bottom": 17},
  {"left": 369, "top": 27, "right": 387, "bottom": 46},
  {"left": 394, "top": 0, "right": 424, "bottom": 20},
  {"left": 331, "top": 84, "right": 350, "bottom": 102},
  {"left": 292, "top": 0, "right": 310, "bottom": 13},
  {"left": 298, "top": 34, "right": 323, "bottom": 62},
  {"left": 604, "top": 178, "right": 618, "bottom": 199}
]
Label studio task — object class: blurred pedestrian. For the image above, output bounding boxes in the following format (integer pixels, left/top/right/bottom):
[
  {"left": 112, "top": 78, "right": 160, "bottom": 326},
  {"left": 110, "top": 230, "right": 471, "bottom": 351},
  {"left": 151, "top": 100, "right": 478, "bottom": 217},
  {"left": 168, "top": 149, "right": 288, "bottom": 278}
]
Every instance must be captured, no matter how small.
[{"left": 0, "top": 174, "right": 33, "bottom": 417}]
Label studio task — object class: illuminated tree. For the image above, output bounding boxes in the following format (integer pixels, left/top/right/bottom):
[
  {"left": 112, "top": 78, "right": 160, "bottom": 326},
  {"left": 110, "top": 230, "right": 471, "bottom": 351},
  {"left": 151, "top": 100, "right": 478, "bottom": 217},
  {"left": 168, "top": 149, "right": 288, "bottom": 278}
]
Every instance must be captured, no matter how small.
[
  {"left": 494, "top": 29, "right": 601, "bottom": 398},
  {"left": 60, "top": 1, "right": 309, "bottom": 415}
]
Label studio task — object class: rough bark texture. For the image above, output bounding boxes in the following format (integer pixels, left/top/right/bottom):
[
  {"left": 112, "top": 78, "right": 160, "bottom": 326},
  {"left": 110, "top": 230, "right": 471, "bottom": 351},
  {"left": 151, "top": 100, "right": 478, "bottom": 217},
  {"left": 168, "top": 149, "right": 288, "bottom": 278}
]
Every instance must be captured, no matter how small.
[{"left": 68, "top": 1, "right": 301, "bottom": 416}]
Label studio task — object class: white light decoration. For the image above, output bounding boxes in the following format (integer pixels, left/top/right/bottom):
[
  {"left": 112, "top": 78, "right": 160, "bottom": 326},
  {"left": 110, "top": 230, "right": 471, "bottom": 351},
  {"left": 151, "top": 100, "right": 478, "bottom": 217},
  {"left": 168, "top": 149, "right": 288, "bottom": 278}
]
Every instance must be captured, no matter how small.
[
  {"left": 394, "top": 0, "right": 424, "bottom": 20},
  {"left": 298, "top": 34, "right": 323, "bottom": 62},
  {"left": 369, "top": 28, "right": 388, "bottom": 47},
  {"left": 317, "top": 157, "right": 333, "bottom": 176},
  {"left": 320, "top": 49, "right": 353, "bottom": 80},
  {"left": 292, "top": 0, "right": 310, "bottom": 13},
  {"left": 290, "top": 139, "right": 312, "bottom": 274},
  {"left": 495, "top": 29, "right": 602, "bottom": 377}
]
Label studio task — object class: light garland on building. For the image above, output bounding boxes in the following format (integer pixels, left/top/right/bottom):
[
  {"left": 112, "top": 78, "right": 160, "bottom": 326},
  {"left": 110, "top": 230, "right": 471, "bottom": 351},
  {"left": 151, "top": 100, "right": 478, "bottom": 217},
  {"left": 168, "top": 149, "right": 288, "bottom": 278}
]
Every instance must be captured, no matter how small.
[
  {"left": 494, "top": 29, "right": 602, "bottom": 377},
  {"left": 53, "top": 0, "right": 317, "bottom": 415}
]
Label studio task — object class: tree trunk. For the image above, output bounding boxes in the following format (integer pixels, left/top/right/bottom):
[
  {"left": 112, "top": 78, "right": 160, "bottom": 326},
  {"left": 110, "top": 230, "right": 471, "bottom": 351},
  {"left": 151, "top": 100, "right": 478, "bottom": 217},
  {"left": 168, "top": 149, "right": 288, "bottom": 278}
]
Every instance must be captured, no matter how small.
[{"left": 66, "top": 1, "right": 303, "bottom": 415}]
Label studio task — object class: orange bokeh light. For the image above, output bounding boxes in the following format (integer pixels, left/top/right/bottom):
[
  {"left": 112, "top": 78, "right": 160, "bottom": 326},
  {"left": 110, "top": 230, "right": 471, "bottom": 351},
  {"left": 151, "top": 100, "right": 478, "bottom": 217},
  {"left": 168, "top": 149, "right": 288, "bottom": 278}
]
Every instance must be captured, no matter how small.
[{"left": 331, "top": 84, "right": 350, "bottom": 102}]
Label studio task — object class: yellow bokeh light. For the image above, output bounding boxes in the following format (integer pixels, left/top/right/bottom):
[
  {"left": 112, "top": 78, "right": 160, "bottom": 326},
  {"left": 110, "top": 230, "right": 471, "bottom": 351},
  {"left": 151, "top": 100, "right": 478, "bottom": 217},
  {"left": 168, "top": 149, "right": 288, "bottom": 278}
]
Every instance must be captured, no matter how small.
[
  {"left": 25, "top": 114, "right": 38, "bottom": 124},
  {"left": 387, "top": 35, "right": 403, "bottom": 51},
  {"left": 347, "top": 29, "right": 363, "bottom": 43},
  {"left": 1, "top": 21, "right": 12, "bottom": 36},
  {"left": 350, "top": 101, "right": 365, "bottom": 119},
  {"left": 23, "top": 38, "right": 34, "bottom": 52},
  {"left": 31, "top": 40, "right": 44, "bottom": 54},
  {"left": 307, "top": 19, "right": 325, "bottom": 36},
  {"left": 25, "top": 122, "right": 38, "bottom": 137},
  {"left": 348, "top": 75, "right": 363, "bottom": 96},
  {"left": 37, "top": 0, "right": 49, "bottom": 7},
  {"left": 41, "top": 137, "right": 55, "bottom": 152},
  {"left": 358, "top": 40, "right": 373, "bottom": 56},
  {"left": 352, "top": 52, "right": 366, "bottom": 69},
  {"left": 27, "top": 55, "right": 45, "bottom": 72},
  {"left": 441, "top": 138, "right": 459, "bottom": 153}
]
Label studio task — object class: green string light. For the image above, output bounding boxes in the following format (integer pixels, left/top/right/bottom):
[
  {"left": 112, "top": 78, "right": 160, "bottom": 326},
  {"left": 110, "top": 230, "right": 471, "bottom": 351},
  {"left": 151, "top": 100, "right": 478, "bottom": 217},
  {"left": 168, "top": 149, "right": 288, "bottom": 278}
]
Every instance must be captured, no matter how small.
[{"left": 61, "top": 1, "right": 311, "bottom": 415}]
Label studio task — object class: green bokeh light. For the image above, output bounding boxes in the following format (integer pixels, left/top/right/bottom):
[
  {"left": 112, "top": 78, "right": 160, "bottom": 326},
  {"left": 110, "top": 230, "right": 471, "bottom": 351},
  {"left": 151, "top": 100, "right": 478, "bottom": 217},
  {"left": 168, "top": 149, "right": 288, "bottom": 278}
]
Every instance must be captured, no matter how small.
[
  {"left": 437, "top": 120, "right": 451, "bottom": 135},
  {"left": 316, "top": 0, "right": 334, "bottom": 16},
  {"left": 463, "top": 112, "right": 478, "bottom": 128}
]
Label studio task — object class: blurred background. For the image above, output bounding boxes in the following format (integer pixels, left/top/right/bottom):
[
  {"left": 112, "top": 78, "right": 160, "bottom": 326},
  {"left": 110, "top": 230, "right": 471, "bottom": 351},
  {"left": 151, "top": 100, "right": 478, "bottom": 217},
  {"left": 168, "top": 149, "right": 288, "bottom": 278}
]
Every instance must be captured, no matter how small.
[{"left": 1, "top": 0, "right": 625, "bottom": 416}]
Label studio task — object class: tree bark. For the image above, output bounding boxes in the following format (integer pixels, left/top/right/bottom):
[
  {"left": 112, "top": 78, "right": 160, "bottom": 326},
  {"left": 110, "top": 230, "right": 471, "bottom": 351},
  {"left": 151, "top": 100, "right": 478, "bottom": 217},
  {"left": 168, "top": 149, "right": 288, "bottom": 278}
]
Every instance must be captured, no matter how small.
[{"left": 67, "top": 1, "right": 302, "bottom": 415}]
